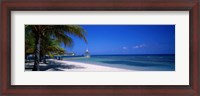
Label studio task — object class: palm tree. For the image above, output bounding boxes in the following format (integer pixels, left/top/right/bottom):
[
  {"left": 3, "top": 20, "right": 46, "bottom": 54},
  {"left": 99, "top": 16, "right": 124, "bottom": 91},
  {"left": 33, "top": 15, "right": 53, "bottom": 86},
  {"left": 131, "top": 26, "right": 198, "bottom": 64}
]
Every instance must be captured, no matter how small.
[
  {"left": 25, "top": 27, "right": 35, "bottom": 60},
  {"left": 25, "top": 25, "right": 87, "bottom": 71},
  {"left": 40, "top": 37, "right": 66, "bottom": 63},
  {"left": 25, "top": 31, "right": 66, "bottom": 63}
]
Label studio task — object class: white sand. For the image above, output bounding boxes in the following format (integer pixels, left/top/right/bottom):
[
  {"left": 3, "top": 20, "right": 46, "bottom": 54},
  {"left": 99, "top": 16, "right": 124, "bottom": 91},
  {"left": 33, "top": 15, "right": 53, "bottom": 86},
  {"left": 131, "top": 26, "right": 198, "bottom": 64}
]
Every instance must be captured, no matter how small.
[{"left": 46, "top": 59, "right": 133, "bottom": 71}]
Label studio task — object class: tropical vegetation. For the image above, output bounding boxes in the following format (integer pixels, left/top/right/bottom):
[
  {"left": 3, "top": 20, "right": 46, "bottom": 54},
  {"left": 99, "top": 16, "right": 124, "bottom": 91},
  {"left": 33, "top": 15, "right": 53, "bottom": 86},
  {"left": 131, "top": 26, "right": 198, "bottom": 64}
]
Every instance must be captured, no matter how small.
[{"left": 25, "top": 25, "right": 87, "bottom": 71}]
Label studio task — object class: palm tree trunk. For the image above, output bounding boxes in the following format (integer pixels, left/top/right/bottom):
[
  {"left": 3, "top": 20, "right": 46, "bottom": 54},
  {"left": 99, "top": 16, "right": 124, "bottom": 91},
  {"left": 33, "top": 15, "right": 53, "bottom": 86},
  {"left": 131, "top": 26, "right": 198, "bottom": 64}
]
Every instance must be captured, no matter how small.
[
  {"left": 40, "top": 52, "right": 43, "bottom": 62},
  {"left": 43, "top": 55, "right": 47, "bottom": 64},
  {"left": 32, "top": 36, "right": 41, "bottom": 71}
]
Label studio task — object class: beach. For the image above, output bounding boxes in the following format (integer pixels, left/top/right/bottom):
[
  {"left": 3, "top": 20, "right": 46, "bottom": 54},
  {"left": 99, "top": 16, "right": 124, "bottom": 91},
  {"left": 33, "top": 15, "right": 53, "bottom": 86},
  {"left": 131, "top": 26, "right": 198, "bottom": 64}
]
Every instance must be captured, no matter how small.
[
  {"left": 25, "top": 59, "right": 133, "bottom": 71},
  {"left": 25, "top": 54, "right": 175, "bottom": 71}
]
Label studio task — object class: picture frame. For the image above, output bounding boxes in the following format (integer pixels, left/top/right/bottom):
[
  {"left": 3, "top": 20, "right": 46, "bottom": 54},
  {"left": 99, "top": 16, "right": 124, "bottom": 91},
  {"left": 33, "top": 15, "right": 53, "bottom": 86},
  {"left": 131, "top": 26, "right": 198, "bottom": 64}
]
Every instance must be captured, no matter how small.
[{"left": 0, "top": 0, "right": 199, "bottom": 95}]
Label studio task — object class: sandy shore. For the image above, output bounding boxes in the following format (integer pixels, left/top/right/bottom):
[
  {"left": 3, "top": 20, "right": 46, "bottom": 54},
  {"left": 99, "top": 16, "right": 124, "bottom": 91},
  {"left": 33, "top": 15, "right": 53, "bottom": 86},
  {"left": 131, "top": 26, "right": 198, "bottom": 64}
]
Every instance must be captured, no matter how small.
[
  {"left": 47, "top": 59, "right": 133, "bottom": 71},
  {"left": 25, "top": 59, "right": 133, "bottom": 71}
]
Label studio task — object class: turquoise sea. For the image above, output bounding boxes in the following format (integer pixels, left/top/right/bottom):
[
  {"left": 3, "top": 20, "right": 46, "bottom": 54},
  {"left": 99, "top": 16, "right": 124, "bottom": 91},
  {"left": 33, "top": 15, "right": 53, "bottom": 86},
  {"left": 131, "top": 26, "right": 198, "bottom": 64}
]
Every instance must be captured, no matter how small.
[{"left": 62, "top": 54, "right": 175, "bottom": 71}]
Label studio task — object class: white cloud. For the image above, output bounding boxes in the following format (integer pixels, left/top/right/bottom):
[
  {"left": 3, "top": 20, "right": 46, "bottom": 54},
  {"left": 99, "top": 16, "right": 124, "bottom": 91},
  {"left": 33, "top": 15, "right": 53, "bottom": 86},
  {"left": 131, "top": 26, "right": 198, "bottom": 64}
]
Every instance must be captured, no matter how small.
[
  {"left": 133, "top": 44, "right": 146, "bottom": 48},
  {"left": 122, "top": 47, "right": 128, "bottom": 50},
  {"left": 134, "top": 46, "right": 139, "bottom": 48}
]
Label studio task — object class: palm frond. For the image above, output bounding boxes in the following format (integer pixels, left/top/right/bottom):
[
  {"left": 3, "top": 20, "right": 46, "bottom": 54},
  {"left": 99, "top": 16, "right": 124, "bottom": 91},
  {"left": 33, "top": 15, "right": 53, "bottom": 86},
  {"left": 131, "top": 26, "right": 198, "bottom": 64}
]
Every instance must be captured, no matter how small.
[
  {"left": 25, "top": 25, "right": 87, "bottom": 58},
  {"left": 63, "top": 25, "right": 87, "bottom": 43}
]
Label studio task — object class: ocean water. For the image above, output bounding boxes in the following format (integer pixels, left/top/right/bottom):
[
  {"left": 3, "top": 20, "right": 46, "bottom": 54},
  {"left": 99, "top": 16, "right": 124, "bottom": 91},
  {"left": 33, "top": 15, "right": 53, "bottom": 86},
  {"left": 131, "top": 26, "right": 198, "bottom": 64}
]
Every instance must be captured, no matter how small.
[{"left": 62, "top": 54, "right": 175, "bottom": 71}]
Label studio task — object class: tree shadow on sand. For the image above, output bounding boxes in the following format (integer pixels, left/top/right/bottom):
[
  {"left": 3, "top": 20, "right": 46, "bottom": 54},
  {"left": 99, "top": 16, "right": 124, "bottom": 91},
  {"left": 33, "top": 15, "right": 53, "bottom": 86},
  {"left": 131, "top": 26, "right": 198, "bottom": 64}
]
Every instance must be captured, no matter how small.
[{"left": 25, "top": 62, "right": 85, "bottom": 71}]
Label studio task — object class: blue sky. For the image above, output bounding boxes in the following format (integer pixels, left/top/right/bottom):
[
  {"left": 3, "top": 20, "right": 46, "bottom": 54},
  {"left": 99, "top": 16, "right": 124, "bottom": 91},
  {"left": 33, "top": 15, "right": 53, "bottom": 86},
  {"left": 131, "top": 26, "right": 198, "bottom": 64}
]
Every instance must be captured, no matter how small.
[{"left": 63, "top": 25, "right": 175, "bottom": 55}]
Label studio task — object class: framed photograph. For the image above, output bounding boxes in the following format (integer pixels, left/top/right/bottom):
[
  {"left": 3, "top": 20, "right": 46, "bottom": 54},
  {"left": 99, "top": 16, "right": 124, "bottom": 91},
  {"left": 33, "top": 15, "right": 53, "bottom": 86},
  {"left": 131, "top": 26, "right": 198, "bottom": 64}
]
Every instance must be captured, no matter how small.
[{"left": 1, "top": 0, "right": 199, "bottom": 95}]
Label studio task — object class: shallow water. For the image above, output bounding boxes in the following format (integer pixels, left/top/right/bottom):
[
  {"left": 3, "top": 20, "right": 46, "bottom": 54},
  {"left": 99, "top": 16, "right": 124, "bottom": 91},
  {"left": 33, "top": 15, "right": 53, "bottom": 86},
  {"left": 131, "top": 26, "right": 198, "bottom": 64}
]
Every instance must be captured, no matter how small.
[{"left": 62, "top": 54, "right": 175, "bottom": 71}]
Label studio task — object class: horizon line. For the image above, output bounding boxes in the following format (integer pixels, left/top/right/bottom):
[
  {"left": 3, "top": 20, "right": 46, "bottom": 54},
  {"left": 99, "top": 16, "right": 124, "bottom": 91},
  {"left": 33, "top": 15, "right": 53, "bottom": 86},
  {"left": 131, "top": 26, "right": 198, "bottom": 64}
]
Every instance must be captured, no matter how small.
[{"left": 70, "top": 53, "right": 175, "bottom": 56}]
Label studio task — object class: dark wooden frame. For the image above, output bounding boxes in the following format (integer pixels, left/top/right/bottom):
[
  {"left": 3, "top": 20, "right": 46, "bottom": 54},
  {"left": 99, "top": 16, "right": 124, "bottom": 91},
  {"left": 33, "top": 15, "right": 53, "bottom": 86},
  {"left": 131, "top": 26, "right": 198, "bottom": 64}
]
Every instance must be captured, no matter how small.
[{"left": 0, "top": 0, "right": 199, "bottom": 96}]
